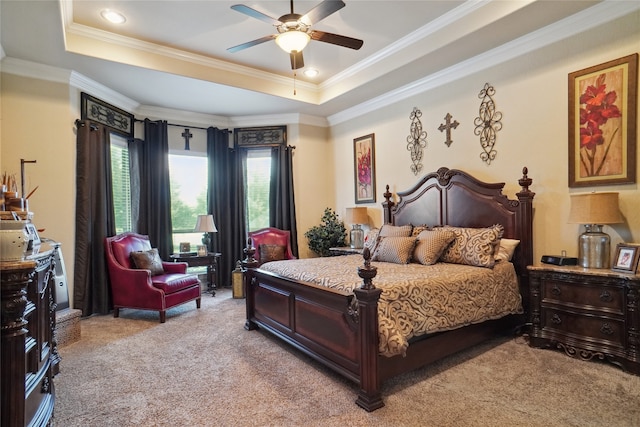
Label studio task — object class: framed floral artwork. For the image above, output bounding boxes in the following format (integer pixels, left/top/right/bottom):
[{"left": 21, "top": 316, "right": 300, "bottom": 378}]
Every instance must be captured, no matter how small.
[
  {"left": 568, "top": 53, "right": 638, "bottom": 187},
  {"left": 354, "top": 134, "right": 376, "bottom": 204}
]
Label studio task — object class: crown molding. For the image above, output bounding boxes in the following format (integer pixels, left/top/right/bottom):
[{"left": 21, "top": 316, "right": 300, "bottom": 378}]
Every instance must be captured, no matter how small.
[
  {"left": 320, "top": 0, "right": 489, "bottom": 91},
  {"left": 229, "top": 113, "right": 327, "bottom": 129},
  {"left": 69, "top": 71, "right": 140, "bottom": 113},
  {"left": 1, "top": 55, "right": 326, "bottom": 128},
  {"left": 63, "top": 21, "right": 319, "bottom": 103},
  {"left": 328, "top": 0, "right": 640, "bottom": 126},
  {"left": 1, "top": 57, "right": 71, "bottom": 84}
]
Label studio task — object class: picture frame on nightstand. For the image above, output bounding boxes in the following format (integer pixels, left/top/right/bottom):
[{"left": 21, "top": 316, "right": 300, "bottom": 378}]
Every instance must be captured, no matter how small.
[{"left": 612, "top": 243, "right": 640, "bottom": 273}]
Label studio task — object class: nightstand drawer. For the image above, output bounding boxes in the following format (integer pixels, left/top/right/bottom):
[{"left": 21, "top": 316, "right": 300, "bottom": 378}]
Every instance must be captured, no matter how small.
[
  {"left": 542, "top": 280, "right": 624, "bottom": 315},
  {"left": 541, "top": 308, "right": 625, "bottom": 348}
]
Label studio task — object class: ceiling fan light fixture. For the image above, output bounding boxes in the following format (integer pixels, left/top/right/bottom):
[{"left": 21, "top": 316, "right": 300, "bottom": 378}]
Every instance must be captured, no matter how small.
[{"left": 275, "top": 30, "right": 310, "bottom": 54}]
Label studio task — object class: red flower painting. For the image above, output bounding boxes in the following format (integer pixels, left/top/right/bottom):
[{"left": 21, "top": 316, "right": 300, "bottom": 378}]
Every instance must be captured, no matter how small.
[{"left": 578, "top": 72, "right": 622, "bottom": 177}]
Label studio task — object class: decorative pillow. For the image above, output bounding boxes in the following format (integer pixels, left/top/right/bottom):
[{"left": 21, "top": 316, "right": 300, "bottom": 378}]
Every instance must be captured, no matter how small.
[
  {"left": 439, "top": 224, "right": 504, "bottom": 268},
  {"left": 130, "top": 248, "right": 165, "bottom": 276},
  {"left": 495, "top": 238, "right": 520, "bottom": 262},
  {"left": 363, "top": 228, "right": 380, "bottom": 253},
  {"left": 411, "top": 224, "right": 430, "bottom": 237},
  {"left": 379, "top": 224, "right": 413, "bottom": 237},
  {"left": 259, "top": 244, "right": 287, "bottom": 263},
  {"left": 371, "top": 236, "right": 417, "bottom": 264},
  {"left": 412, "top": 229, "right": 456, "bottom": 265}
]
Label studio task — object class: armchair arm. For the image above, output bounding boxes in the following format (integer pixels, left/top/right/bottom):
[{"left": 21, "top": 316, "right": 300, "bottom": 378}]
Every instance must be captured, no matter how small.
[
  {"left": 105, "top": 258, "right": 164, "bottom": 307},
  {"left": 162, "top": 261, "right": 188, "bottom": 274}
]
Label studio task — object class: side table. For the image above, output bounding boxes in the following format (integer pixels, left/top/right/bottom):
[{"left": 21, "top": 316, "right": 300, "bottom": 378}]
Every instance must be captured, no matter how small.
[
  {"left": 170, "top": 252, "right": 221, "bottom": 296},
  {"left": 528, "top": 264, "right": 640, "bottom": 374}
]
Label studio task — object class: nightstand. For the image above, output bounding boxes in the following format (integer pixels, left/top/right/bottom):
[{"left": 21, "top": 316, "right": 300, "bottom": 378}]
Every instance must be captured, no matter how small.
[
  {"left": 329, "top": 246, "right": 364, "bottom": 256},
  {"left": 528, "top": 264, "right": 639, "bottom": 374}
]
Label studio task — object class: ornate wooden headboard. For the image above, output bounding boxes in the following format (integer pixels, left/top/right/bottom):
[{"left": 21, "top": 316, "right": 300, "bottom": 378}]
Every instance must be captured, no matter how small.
[{"left": 382, "top": 166, "right": 535, "bottom": 314}]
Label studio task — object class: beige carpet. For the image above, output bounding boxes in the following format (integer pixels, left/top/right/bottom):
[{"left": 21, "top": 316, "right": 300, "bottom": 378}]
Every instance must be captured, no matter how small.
[{"left": 55, "top": 289, "right": 640, "bottom": 427}]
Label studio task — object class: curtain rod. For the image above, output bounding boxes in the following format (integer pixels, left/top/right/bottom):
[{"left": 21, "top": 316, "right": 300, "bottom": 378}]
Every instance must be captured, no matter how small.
[{"left": 133, "top": 118, "right": 232, "bottom": 133}]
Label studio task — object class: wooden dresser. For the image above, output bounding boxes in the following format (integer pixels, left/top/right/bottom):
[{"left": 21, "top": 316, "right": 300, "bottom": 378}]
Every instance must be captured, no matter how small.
[
  {"left": 1, "top": 242, "right": 59, "bottom": 426},
  {"left": 528, "top": 264, "right": 639, "bottom": 374}
]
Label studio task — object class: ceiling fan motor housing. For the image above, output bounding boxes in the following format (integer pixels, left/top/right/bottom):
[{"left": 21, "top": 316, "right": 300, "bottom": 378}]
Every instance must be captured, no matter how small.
[{"left": 277, "top": 14, "right": 309, "bottom": 34}]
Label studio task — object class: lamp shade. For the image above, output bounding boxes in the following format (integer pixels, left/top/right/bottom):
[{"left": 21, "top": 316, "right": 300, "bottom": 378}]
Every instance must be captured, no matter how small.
[
  {"left": 345, "top": 207, "right": 368, "bottom": 225},
  {"left": 568, "top": 192, "right": 623, "bottom": 224},
  {"left": 194, "top": 214, "right": 217, "bottom": 232},
  {"left": 275, "top": 30, "right": 310, "bottom": 53}
]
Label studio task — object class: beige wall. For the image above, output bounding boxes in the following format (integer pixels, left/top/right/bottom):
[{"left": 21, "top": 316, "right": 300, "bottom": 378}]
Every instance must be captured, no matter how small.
[
  {"left": 290, "top": 123, "right": 333, "bottom": 259},
  {"left": 330, "top": 11, "right": 640, "bottom": 263},
  {"left": 1, "top": 73, "right": 77, "bottom": 297}
]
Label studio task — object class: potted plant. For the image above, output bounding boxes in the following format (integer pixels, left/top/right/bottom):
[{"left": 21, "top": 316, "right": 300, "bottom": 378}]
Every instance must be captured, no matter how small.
[{"left": 304, "top": 208, "right": 346, "bottom": 257}]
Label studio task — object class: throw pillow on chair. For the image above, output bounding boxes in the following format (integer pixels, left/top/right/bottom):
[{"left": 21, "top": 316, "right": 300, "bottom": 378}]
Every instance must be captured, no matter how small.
[
  {"left": 130, "top": 248, "right": 165, "bottom": 275},
  {"left": 259, "top": 244, "right": 287, "bottom": 263}
]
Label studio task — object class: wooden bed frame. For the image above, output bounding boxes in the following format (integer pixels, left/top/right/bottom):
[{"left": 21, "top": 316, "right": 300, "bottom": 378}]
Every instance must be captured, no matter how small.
[{"left": 243, "top": 166, "right": 535, "bottom": 411}]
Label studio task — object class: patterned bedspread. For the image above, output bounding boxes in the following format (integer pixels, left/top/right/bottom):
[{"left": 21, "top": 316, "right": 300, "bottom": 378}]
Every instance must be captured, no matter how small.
[{"left": 259, "top": 255, "right": 522, "bottom": 357}]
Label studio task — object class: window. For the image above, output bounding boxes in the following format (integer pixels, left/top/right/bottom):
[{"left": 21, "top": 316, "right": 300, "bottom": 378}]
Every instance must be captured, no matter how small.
[
  {"left": 110, "top": 134, "right": 132, "bottom": 233},
  {"left": 245, "top": 148, "right": 271, "bottom": 231},
  {"left": 168, "top": 153, "right": 208, "bottom": 253}
]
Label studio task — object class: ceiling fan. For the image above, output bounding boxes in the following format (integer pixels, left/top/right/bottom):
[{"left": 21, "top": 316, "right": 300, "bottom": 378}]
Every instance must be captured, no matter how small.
[{"left": 227, "top": 0, "right": 364, "bottom": 70}]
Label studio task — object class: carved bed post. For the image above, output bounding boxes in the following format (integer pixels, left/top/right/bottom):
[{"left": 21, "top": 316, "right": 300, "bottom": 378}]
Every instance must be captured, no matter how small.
[
  {"left": 243, "top": 238, "right": 259, "bottom": 331},
  {"left": 516, "top": 166, "right": 535, "bottom": 320},
  {"left": 353, "top": 248, "right": 384, "bottom": 411},
  {"left": 382, "top": 185, "right": 395, "bottom": 225}
]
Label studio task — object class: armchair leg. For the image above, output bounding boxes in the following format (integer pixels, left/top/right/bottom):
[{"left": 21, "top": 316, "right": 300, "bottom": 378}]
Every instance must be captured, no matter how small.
[
  {"left": 196, "top": 298, "right": 201, "bottom": 309},
  {"left": 114, "top": 307, "right": 120, "bottom": 318},
  {"left": 159, "top": 311, "right": 166, "bottom": 323}
]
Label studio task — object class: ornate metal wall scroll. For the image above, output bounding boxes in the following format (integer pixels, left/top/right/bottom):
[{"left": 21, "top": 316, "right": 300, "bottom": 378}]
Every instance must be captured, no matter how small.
[
  {"left": 473, "top": 83, "right": 502, "bottom": 164},
  {"left": 438, "top": 113, "right": 459, "bottom": 147},
  {"left": 80, "top": 92, "right": 134, "bottom": 137},
  {"left": 406, "top": 107, "right": 427, "bottom": 175},
  {"left": 234, "top": 125, "right": 287, "bottom": 147}
]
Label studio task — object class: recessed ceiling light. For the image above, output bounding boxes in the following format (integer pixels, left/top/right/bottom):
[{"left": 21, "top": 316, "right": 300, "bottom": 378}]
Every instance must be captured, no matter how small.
[
  {"left": 303, "top": 68, "right": 319, "bottom": 78},
  {"left": 101, "top": 9, "right": 126, "bottom": 24}
]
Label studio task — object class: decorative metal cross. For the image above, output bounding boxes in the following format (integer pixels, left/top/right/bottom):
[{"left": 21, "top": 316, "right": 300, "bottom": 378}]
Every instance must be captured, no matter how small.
[
  {"left": 438, "top": 113, "right": 459, "bottom": 147},
  {"left": 181, "top": 128, "right": 193, "bottom": 150}
]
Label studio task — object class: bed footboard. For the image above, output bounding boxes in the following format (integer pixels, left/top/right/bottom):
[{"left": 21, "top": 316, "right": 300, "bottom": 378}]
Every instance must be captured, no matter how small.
[{"left": 244, "top": 249, "right": 385, "bottom": 411}]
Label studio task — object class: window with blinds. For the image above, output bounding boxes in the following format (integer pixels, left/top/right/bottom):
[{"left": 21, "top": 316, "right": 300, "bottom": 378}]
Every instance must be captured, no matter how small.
[
  {"left": 110, "top": 134, "right": 132, "bottom": 233},
  {"left": 246, "top": 148, "right": 271, "bottom": 231}
]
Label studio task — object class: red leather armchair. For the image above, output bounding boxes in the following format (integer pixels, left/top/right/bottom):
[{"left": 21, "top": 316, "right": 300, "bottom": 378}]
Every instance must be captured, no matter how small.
[
  {"left": 105, "top": 232, "right": 201, "bottom": 323},
  {"left": 248, "top": 227, "right": 296, "bottom": 266}
]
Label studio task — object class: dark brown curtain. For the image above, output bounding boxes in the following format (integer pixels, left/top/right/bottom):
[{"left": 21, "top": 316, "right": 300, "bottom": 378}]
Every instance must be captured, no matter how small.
[
  {"left": 207, "top": 127, "right": 246, "bottom": 287},
  {"left": 269, "top": 145, "right": 298, "bottom": 257},
  {"left": 135, "top": 119, "right": 174, "bottom": 260},
  {"left": 73, "top": 120, "right": 116, "bottom": 316}
]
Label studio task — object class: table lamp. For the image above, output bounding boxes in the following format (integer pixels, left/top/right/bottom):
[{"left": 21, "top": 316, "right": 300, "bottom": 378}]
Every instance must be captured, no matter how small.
[
  {"left": 345, "top": 207, "right": 368, "bottom": 249},
  {"left": 194, "top": 214, "right": 217, "bottom": 250},
  {"left": 568, "top": 192, "right": 623, "bottom": 269}
]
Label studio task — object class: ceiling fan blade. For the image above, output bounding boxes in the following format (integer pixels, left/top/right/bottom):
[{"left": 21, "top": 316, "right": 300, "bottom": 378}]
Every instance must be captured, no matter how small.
[
  {"left": 310, "top": 30, "right": 363, "bottom": 50},
  {"left": 301, "top": 0, "right": 345, "bottom": 26},
  {"left": 290, "top": 51, "right": 304, "bottom": 70},
  {"left": 227, "top": 34, "right": 277, "bottom": 53},
  {"left": 230, "top": 4, "right": 281, "bottom": 26}
]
